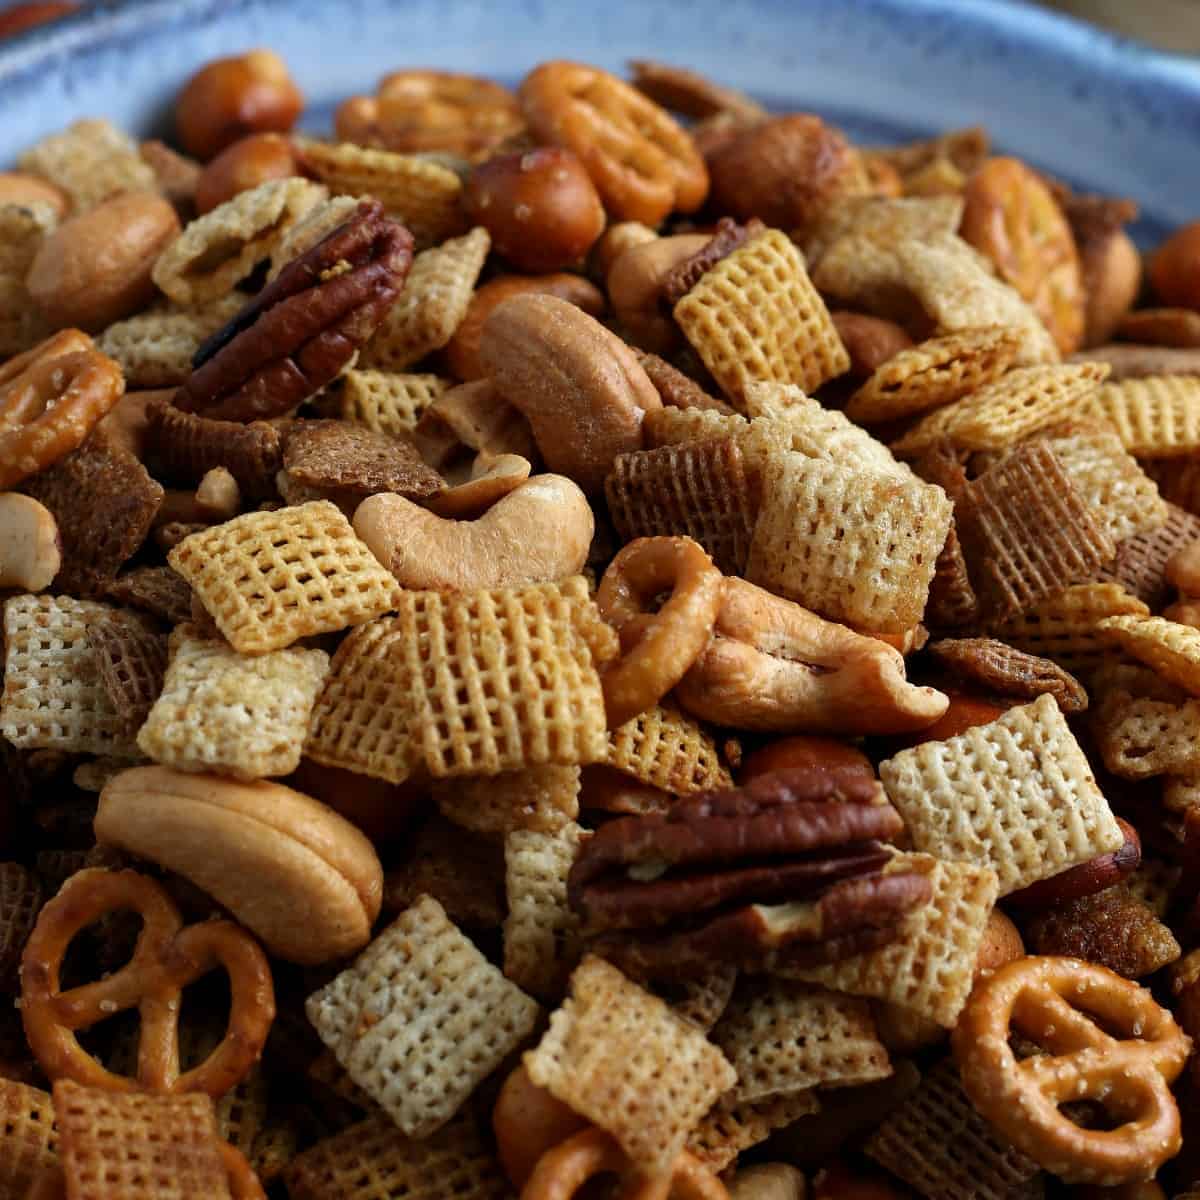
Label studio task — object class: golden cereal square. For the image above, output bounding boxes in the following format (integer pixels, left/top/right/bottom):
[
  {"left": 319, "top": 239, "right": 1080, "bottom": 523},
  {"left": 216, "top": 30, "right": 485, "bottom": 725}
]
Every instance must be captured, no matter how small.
[
  {"left": 804, "top": 194, "right": 964, "bottom": 273},
  {"left": 1098, "top": 615, "right": 1200, "bottom": 696},
  {"left": 168, "top": 501, "right": 398, "bottom": 655},
  {"left": 1095, "top": 694, "right": 1200, "bottom": 780},
  {"left": 1083, "top": 375, "right": 1200, "bottom": 457},
  {"left": 524, "top": 955, "right": 737, "bottom": 1175},
  {"left": 19, "top": 119, "right": 156, "bottom": 211},
  {"left": 0, "top": 1078, "right": 57, "bottom": 1199},
  {"left": 606, "top": 703, "right": 731, "bottom": 795},
  {"left": 337, "top": 369, "right": 450, "bottom": 438},
  {"left": 673, "top": 229, "right": 849, "bottom": 406},
  {"left": 643, "top": 406, "right": 748, "bottom": 449},
  {"left": 687, "top": 1091, "right": 819, "bottom": 1173}
]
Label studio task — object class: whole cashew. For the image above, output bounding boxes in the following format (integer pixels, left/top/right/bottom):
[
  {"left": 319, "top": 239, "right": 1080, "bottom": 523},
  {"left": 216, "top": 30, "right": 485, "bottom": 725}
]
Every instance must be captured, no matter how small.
[
  {"left": 0, "top": 494, "right": 61, "bottom": 592},
  {"left": 607, "top": 233, "right": 710, "bottom": 353},
  {"left": 354, "top": 473, "right": 593, "bottom": 592},
  {"left": 728, "top": 1164, "right": 806, "bottom": 1200}
]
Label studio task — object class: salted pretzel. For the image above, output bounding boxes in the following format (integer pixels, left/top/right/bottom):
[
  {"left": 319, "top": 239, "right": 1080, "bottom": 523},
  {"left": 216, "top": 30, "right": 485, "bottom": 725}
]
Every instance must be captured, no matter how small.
[
  {"left": 952, "top": 955, "right": 1192, "bottom": 1185},
  {"left": 521, "top": 1127, "right": 728, "bottom": 1200},
  {"left": 20, "top": 869, "right": 275, "bottom": 1098},
  {"left": 597, "top": 536, "right": 723, "bottom": 729},
  {"left": 220, "top": 1142, "right": 268, "bottom": 1200}
]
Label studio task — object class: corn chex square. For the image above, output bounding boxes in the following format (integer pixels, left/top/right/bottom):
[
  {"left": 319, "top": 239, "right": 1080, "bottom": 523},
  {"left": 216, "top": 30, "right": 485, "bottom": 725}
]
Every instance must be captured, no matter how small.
[
  {"left": 137, "top": 626, "right": 329, "bottom": 779},
  {"left": 434, "top": 765, "right": 580, "bottom": 836},
  {"left": 687, "top": 1091, "right": 820, "bottom": 1173},
  {"left": 18, "top": 119, "right": 156, "bottom": 211},
  {"left": 1098, "top": 615, "right": 1200, "bottom": 697},
  {"left": 0, "top": 1079, "right": 58, "bottom": 1199},
  {"left": 337, "top": 369, "right": 450, "bottom": 438},
  {"left": 606, "top": 703, "right": 731, "bottom": 795},
  {"left": 880, "top": 694, "right": 1122, "bottom": 896},
  {"left": 306, "top": 895, "right": 540, "bottom": 1138},
  {"left": 169, "top": 501, "right": 398, "bottom": 656},
  {"left": 1083, "top": 375, "right": 1200, "bottom": 457}
]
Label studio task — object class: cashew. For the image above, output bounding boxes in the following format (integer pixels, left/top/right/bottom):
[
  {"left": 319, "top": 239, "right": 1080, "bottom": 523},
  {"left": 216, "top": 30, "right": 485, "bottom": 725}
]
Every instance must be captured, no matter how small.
[
  {"left": 412, "top": 379, "right": 536, "bottom": 474},
  {"left": 0, "top": 493, "right": 61, "bottom": 592},
  {"left": 195, "top": 466, "right": 241, "bottom": 520},
  {"left": 1083, "top": 228, "right": 1142, "bottom": 347},
  {"left": 607, "top": 232, "right": 710, "bottom": 353},
  {"left": 425, "top": 453, "right": 530, "bottom": 519},
  {"left": 728, "top": 1164, "right": 806, "bottom": 1200}
]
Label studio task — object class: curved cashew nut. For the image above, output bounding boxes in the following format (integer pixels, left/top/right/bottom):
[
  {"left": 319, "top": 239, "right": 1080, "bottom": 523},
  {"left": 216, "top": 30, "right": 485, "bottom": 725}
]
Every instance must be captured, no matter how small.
[
  {"left": 0, "top": 494, "right": 61, "bottom": 592},
  {"left": 674, "top": 577, "right": 948, "bottom": 735},
  {"left": 606, "top": 233, "right": 710, "bottom": 353},
  {"left": 354, "top": 473, "right": 594, "bottom": 592}
]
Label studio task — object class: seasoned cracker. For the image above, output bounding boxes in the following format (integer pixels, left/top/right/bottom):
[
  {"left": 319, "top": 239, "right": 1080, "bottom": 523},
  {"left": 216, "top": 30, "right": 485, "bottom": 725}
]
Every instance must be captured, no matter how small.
[
  {"left": 1083, "top": 375, "right": 1200, "bottom": 457},
  {"left": 879, "top": 694, "right": 1122, "bottom": 896},
  {"left": 1097, "top": 502, "right": 1200, "bottom": 609},
  {"left": 336, "top": 369, "right": 450, "bottom": 438},
  {"left": 84, "top": 609, "right": 169, "bottom": 738},
  {"left": 0, "top": 204, "right": 55, "bottom": 357},
  {"left": 674, "top": 229, "right": 849, "bottom": 406},
  {"left": 19, "top": 119, "right": 156, "bottom": 211},
  {"left": 606, "top": 703, "right": 731, "bottom": 795},
  {"left": 525, "top": 955, "right": 736, "bottom": 1174},
  {"left": 926, "top": 638, "right": 1088, "bottom": 712},
  {"left": 687, "top": 1091, "right": 820, "bottom": 1173},
  {"left": 169, "top": 501, "right": 398, "bottom": 655},
  {"left": 306, "top": 895, "right": 540, "bottom": 1138},
  {"left": 434, "top": 764, "right": 580, "bottom": 835},
  {"left": 0, "top": 1079, "right": 58, "bottom": 1198},
  {"left": 283, "top": 420, "right": 443, "bottom": 499}
]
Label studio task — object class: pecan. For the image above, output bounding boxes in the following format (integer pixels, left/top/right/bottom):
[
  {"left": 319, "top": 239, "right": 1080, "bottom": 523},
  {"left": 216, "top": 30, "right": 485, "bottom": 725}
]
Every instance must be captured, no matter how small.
[
  {"left": 1005, "top": 817, "right": 1141, "bottom": 914},
  {"left": 175, "top": 199, "right": 413, "bottom": 421},
  {"left": 926, "top": 637, "right": 1089, "bottom": 713},
  {"left": 661, "top": 217, "right": 764, "bottom": 306}
]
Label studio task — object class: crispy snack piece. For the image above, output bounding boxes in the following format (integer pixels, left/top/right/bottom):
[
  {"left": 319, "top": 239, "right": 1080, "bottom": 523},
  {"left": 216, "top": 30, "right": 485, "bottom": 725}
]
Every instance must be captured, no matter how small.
[
  {"left": 1097, "top": 502, "right": 1200, "bottom": 609},
  {"left": 711, "top": 980, "right": 890, "bottom": 1103},
  {"left": 169, "top": 501, "right": 398, "bottom": 656},
  {"left": 805, "top": 194, "right": 964, "bottom": 276},
  {"left": 266, "top": 194, "right": 364, "bottom": 281},
  {"left": 879, "top": 694, "right": 1122, "bottom": 896},
  {"left": 637, "top": 352, "right": 737, "bottom": 415},
  {"left": 21, "top": 428, "right": 164, "bottom": 599},
  {"left": 845, "top": 327, "right": 1021, "bottom": 425},
  {"left": 525, "top": 955, "right": 737, "bottom": 1175},
  {"left": 282, "top": 419, "right": 442, "bottom": 499},
  {"left": 1096, "top": 695, "right": 1200, "bottom": 780},
  {"left": 435, "top": 765, "right": 580, "bottom": 836},
  {"left": 0, "top": 203, "right": 55, "bottom": 358},
  {"left": 864, "top": 1057, "right": 1043, "bottom": 1200},
  {"left": 926, "top": 522, "right": 980, "bottom": 629},
  {"left": 927, "top": 638, "right": 1088, "bottom": 712},
  {"left": 956, "top": 441, "right": 1115, "bottom": 623},
  {"left": 335, "top": 369, "right": 449, "bottom": 437},
  {"left": 687, "top": 1092, "right": 820, "bottom": 1173},
  {"left": 1083, "top": 375, "right": 1200, "bottom": 457},
  {"left": 306, "top": 895, "right": 540, "bottom": 1138},
  {"left": 780, "top": 853, "right": 1000, "bottom": 1028},
  {"left": 605, "top": 703, "right": 731, "bottom": 796},
  {"left": 745, "top": 451, "right": 951, "bottom": 634},
  {"left": 138, "top": 626, "right": 329, "bottom": 779},
  {"left": 1, "top": 595, "right": 139, "bottom": 758},
  {"left": 1073, "top": 344, "right": 1200, "bottom": 381},
  {"left": 674, "top": 230, "right": 849, "bottom": 406},
  {"left": 0, "top": 862, "right": 43, "bottom": 992},
  {"left": 84, "top": 609, "right": 169, "bottom": 739},
  {"left": 105, "top": 566, "right": 194, "bottom": 626},
  {"left": 644, "top": 406, "right": 747, "bottom": 449},
  {"left": 361, "top": 227, "right": 490, "bottom": 370},
  {"left": 19, "top": 119, "right": 157, "bottom": 212},
  {"left": 0, "top": 1079, "right": 58, "bottom": 1198},
  {"left": 1098, "top": 615, "right": 1200, "bottom": 696}
]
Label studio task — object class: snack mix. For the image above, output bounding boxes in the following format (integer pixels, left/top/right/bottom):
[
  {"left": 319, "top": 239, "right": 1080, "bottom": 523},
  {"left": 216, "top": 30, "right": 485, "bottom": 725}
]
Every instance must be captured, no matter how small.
[{"left": 4, "top": 41, "right": 1200, "bottom": 1200}]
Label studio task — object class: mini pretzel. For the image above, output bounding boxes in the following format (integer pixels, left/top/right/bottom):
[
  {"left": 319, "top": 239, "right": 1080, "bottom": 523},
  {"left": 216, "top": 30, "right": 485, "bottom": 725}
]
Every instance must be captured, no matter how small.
[
  {"left": 597, "top": 536, "right": 722, "bottom": 729},
  {"left": 521, "top": 1127, "right": 728, "bottom": 1200},
  {"left": 0, "top": 332, "right": 124, "bottom": 489},
  {"left": 21, "top": 868, "right": 274, "bottom": 1098},
  {"left": 220, "top": 1142, "right": 268, "bottom": 1200},
  {"left": 952, "top": 955, "right": 1191, "bottom": 1185}
]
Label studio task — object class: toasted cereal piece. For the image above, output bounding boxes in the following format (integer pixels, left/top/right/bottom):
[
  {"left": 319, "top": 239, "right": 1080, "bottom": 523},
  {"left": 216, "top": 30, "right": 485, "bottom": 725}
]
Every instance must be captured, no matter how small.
[
  {"left": 955, "top": 441, "right": 1115, "bottom": 623},
  {"left": 687, "top": 1091, "right": 820, "bottom": 1173},
  {"left": 306, "top": 895, "right": 540, "bottom": 1137},
  {"left": 0, "top": 272, "right": 52, "bottom": 360},
  {"left": 654, "top": 966, "right": 739, "bottom": 1032},
  {"left": 151, "top": 177, "right": 326, "bottom": 306},
  {"left": 0, "top": 862, "right": 42, "bottom": 991},
  {"left": 434, "top": 765, "right": 580, "bottom": 836},
  {"left": 711, "top": 980, "right": 891, "bottom": 1103},
  {"left": 637, "top": 352, "right": 737, "bottom": 414},
  {"left": 284, "top": 1110, "right": 510, "bottom": 1200},
  {"left": 1082, "top": 375, "right": 1200, "bottom": 457},
  {"left": 869, "top": 126, "right": 990, "bottom": 178},
  {"left": 1095, "top": 693, "right": 1200, "bottom": 779},
  {"left": 282, "top": 420, "right": 443, "bottom": 499},
  {"left": 0, "top": 1079, "right": 58, "bottom": 1198},
  {"left": 926, "top": 638, "right": 1088, "bottom": 712},
  {"left": 673, "top": 229, "right": 849, "bottom": 406},
  {"left": 605, "top": 703, "right": 730, "bottom": 795},
  {"left": 926, "top": 523, "right": 980, "bottom": 629},
  {"left": 890, "top": 362, "right": 1108, "bottom": 458},
  {"left": 0, "top": 201, "right": 56, "bottom": 276},
  {"left": 605, "top": 438, "right": 758, "bottom": 576},
  {"left": 744, "top": 452, "right": 952, "bottom": 633},
  {"left": 137, "top": 626, "right": 329, "bottom": 779},
  {"left": 1097, "top": 502, "right": 1200, "bottom": 609},
  {"left": 169, "top": 501, "right": 398, "bottom": 655},
  {"left": 296, "top": 139, "right": 466, "bottom": 249},
  {"left": 22, "top": 429, "right": 165, "bottom": 599},
  {"left": 84, "top": 609, "right": 169, "bottom": 739},
  {"left": 804, "top": 194, "right": 964, "bottom": 272},
  {"left": 864, "top": 1057, "right": 1043, "bottom": 1200},
  {"left": 104, "top": 567, "right": 192, "bottom": 626},
  {"left": 95, "top": 295, "right": 244, "bottom": 388},
  {"left": 267, "top": 194, "right": 361, "bottom": 279},
  {"left": 1, "top": 595, "right": 140, "bottom": 758},
  {"left": 395, "top": 580, "right": 611, "bottom": 778},
  {"left": 779, "top": 854, "right": 1000, "bottom": 1028},
  {"left": 504, "top": 822, "right": 585, "bottom": 1000},
  {"left": 880, "top": 694, "right": 1122, "bottom": 896},
  {"left": 361, "top": 227, "right": 489, "bottom": 370},
  {"left": 1073, "top": 344, "right": 1200, "bottom": 381},
  {"left": 336, "top": 369, "right": 450, "bottom": 437},
  {"left": 846, "top": 327, "right": 1022, "bottom": 425},
  {"left": 525, "top": 955, "right": 737, "bottom": 1174},
  {"left": 1098, "top": 615, "right": 1200, "bottom": 696},
  {"left": 19, "top": 119, "right": 157, "bottom": 212},
  {"left": 643, "top": 406, "right": 748, "bottom": 449}
]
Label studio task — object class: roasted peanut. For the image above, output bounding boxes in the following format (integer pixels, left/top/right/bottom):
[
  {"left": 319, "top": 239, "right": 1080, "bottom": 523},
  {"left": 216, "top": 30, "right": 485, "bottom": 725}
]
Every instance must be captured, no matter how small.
[
  {"left": 974, "top": 908, "right": 1025, "bottom": 980},
  {"left": 1168, "top": 540, "right": 1200, "bottom": 597},
  {"left": 194, "top": 132, "right": 302, "bottom": 214},
  {"left": 0, "top": 494, "right": 60, "bottom": 592},
  {"left": 465, "top": 147, "right": 605, "bottom": 273},
  {"left": 1150, "top": 219, "right": 1200, "bottom": 310},
  {"left": 607, "top": 232, "right": 710, "bottom": 353},
  {"left": 1005, "top": 817, "right": 1141, "bottom": 914},
  {"left": 175, "top": 49, "right": 304, "bottom": 161},
  {"left": 26, "top": 191, "right": 180, "bottom": 331},
  {"left": 588, "top": 219, "right": 658, "bottom": 282},
  {"left": 0, "top": 171, "right": 68, "bottom": 218},
  {"left": 728, "top": 1163, "right": 806, "bottom": 1200},
  {"left": 493, "top": 1063, "right": 589, "bottom": 1190},
  {"left": 1083, "top": 228, "right": 1142, "bottom": 346}
]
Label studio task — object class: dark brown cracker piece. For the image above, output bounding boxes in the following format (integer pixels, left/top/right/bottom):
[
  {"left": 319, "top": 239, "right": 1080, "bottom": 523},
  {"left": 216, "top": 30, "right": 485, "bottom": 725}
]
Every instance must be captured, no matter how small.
[
  {"left": 1097, "top": 502, "right": 1200, "bottom": 609},
  {"left": 927, "top": 638, "right": 1088, "bottom": 712},
  {"left": 21, "top": 429, "right": 164, "bottom": 598},
  {"left": 926, "top": 523, "right": 979, "bottom": 629},
  {"left": 957, "top": 442, "right": 1115, "bottom": 623},
  {"left": 637, "top": 352, "right": 737, "bottom": 414},
  {"left": 661, "top": 217, "right": 764, "bottom": 305},
  {"left": 85, "top": 611, "right": 169, "bottom": 739},
  {"left": 282, "top": 419, "right": 444, "bottom": 499},
  {"left": 105, "top": 567, "right": 194, "bottom": 626},
  {"left": 0, "top": 862, "right": 42, "bottom": 992}
]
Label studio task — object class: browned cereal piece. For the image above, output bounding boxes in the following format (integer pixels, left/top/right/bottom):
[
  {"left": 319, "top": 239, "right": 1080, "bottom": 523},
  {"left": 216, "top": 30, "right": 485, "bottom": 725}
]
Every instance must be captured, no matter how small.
[
  {"left": 1071, "top": 343, "right": 1200, "bottom": 380},
  {"left": 0, "top": 862, "right": 42, "bottom": 992},
  {"left": 1097, "top": 615, "right": 1200, "bottom": 696},
  {"left": 637, "top": 351, "right": 738, "bottom": 414},
  {"left": 805, "top": 194, "right": 964, "bottom": 277},
  {"left": 673, "top": 229, "right": 849, "bottom": 406},
  {"left": 0, "top": 1079, "right": 58, "bottom": 1198},
  {"left": 18, "top": 119, "right": 157, "bottom": 212},
  {"left": 524, "top": 954, "right": 737, "bottom": 1174},
  {"left": 335, "top": 369, "right": 450, "bottom": 437},
  {"left": 1118, "top": 307, "right": 1200, "bottom": 348},
  {"left": 880, "top": 694, "right": 1121, "bottom": 895},
  {"left": 139, "top": 139, "right": 201, "bottom": 211},
  {"left": 306, "top": 895, "right": 540, "bottom": 1137},
  {"left": 1082, "top": 374, "right": 1200, "bottom": 457},
  {"left": 926, "top": 523, "right": 980, "bottom": 629},
  {"left": 687, "top": 1091, "right": 820, "bottom": 1173},
  {"left": 266, "top": 194, "right": 363, "bottom": 280},
  {"left": 361, "top": 227, "right": 490, "bottom": 370},
  {"left": 282, "top": 419, "right": 443, "bottom": 499},
  {"left": 926, "top": 638, "right": 1088, "bottom": 712},
  {"left": 434, "top": 765, "right": 580, "bottom": 836},
  {"left": 1093, "top": 691, "right": 1200, "bottom": 779},
  {"left": 0, "top": 203, "right": 55, "bottom": 358},
  {"left": 168, "top": 501, "right": 398, "bottom": 655},
  {"left": 1097, "top": 502, "right": 1200, "bottom": 609},
  {"left": 605, "top": 703, "right": 731, "bottom": 796},
  {"left": 643, "top": 405, "right": 748, "bottom": 449},
  {"left": 868, "top": 126, "right": 990, "bottom": 180},
  {"left": 744, "top": 452, "right": 952, "bottom": 633},
  {"left": 84, "top": 609, "right": 169, "bottom": 738},
  {"left": 0, "top": 272, "right": 52, "bottom": 361}
]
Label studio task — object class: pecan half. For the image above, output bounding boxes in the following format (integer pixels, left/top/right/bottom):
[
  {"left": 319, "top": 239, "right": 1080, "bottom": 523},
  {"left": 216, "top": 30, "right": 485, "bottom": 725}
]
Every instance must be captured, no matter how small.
[
  {"left": 175, "top": 199, "right": 413, "bottom": 421},
  {"left": 926, "top": 637, "right": 1089, "bottom": 713}
]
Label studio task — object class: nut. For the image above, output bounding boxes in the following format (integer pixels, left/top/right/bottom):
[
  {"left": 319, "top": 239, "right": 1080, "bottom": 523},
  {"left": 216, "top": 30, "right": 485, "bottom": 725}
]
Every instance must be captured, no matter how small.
[
  {"left": 728, "top": 1163, "right": 806, "bottom": 1200},
  {"left": 0, "top": 493, "right": 61, "bottom": 591},
  {"left": 1084, "top": 229, "right": 1142, "bottom": 346},
  {"left": 1150, "top": 219, "right": 1200, "bottom": 310},
  {"left": 588, "top": 220, "right": 658, "bottom": 282},
  {"left": 194, "top": 132, "right": 302, "bottom": 214},
  {"left": 479, "top": 292, "right": 661, "bottom": 495},
  {"left": 1119, "top": 307, "right": 1200, "bottom": 348},
  {"left": 0, "top": 171, "right": 68, "bottom": 218},
  {"left": 830, "top": 311, "right": 914, "bottom": 378},
  {"left": 870, "top": 1000, "right": 944, "bottom": 1055},
  {"left": 739, "top": 735, "right": 876, "bottom": 789},
  {"left": 606, "top": 232, "right": 710, "bottom": 353},
  {"left": 95, "top": 764, "right": 383, "bottom": 965},
  {"left": 1167, "top": 540, "right": 1200, "bottom": 597},
  {"left": 194, "top": 466, "right": 241, "bottom": 520},
  {"left": 812, "top": 1162, "right": 906, "bottom": 1200},
  {"left": 492, "top": 1063, "right": 590, "bottom": 1190},
  {"left": 973, "top": 908, "right": 1025, "bottom": 981},
  {"left": 412, "top": 379, "right": 537, "bottom": 472},
  {"left": 464, "top": 147, "right": 606, "bottom": 273},
  {"left": 898, "top": 692, "right": 1009, "bottom": 747},
  {"left": 175, "top": 49, "right": 304, "bottom": 161},
  {"left": 660, "top": 216, "right": 763, "bottom": 306},
  {"left": 26, "top": 191, "right": 180, "bottom": 332},
  {"left": 424, "top": 453, "right": 532, "bottom": 519},
  {"left": 445, "top": 273, "right": 605, "bottom": 381},
  {"left": 354, "top": 473, "right": 593, "bottom": 591}
]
